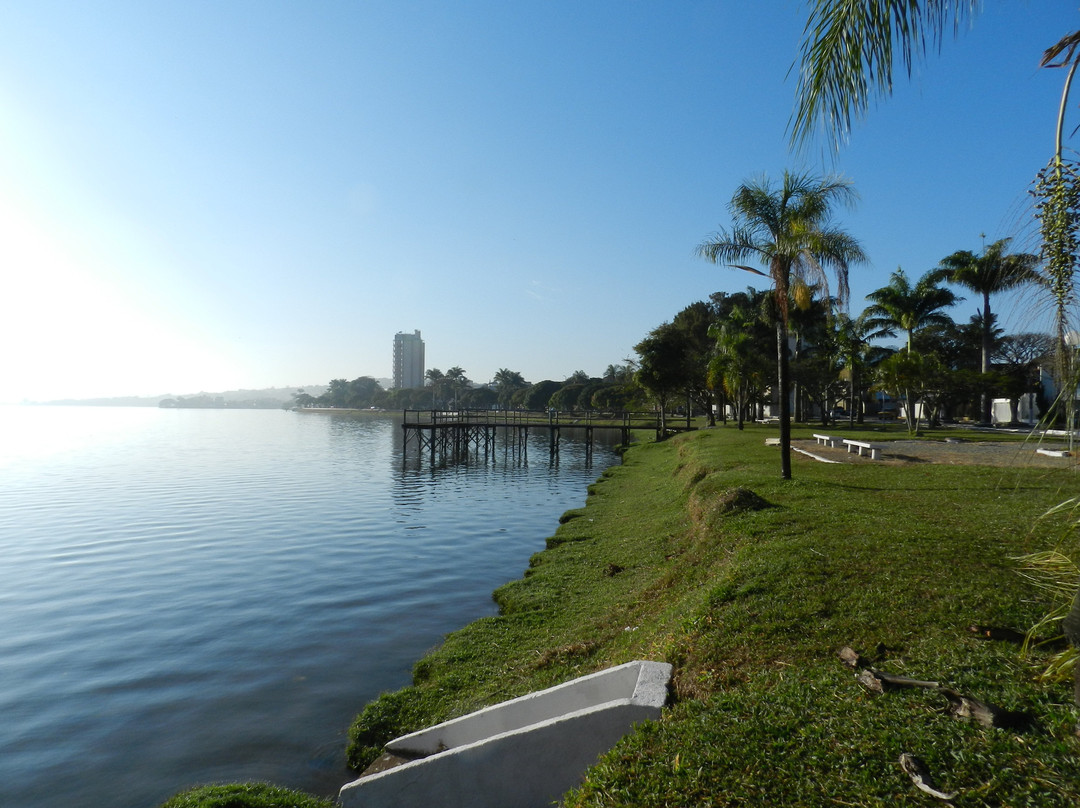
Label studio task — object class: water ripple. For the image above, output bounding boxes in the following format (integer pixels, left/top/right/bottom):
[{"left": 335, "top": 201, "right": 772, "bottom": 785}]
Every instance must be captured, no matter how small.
[{"left": 0, "top": 407, "right": 619, "bottom": 808}]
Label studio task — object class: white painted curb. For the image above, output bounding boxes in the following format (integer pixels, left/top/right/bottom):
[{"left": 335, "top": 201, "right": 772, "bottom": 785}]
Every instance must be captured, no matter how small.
[{"left": 339, "top": 659, "right": 672, "bottom": 808}]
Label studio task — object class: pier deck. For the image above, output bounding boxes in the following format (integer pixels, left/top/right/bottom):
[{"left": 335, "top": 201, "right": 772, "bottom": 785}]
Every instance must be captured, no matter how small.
[{"left": 401, "top": 409, "right": 688, "bottom": 465}]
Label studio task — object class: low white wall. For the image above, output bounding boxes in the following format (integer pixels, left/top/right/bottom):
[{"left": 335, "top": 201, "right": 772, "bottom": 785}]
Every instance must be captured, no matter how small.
[
  {"left": 386, "top": 662, "right": 645, "bottom": 755},
  {"left": 339, "top": 660, "right": 671, "bottom": 808}
]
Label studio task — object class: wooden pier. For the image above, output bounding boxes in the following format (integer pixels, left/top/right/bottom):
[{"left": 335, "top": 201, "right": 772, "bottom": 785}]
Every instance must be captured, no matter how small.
[{"left": 401, "top": 409, "right": 679, "bottom": 465}]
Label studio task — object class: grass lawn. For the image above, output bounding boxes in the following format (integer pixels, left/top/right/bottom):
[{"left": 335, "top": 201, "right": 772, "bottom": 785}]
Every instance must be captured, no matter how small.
[{"left": 347, "top": 423, "right": 1080, "bottom": 806}]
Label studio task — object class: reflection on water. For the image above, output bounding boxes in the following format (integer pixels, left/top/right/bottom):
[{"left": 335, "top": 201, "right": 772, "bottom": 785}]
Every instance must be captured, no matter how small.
[{"left": 0, "top": 408, "right": 619, "bottom": 808}]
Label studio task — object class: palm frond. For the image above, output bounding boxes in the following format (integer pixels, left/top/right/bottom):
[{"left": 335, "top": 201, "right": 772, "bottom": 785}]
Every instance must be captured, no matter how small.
[
  {"left": 790, "top": 0, "right": 980, "bottom": 150},
  {"left": 729, "top": 264, "right": 770, "bottom": 278},
  {"left": 1043, "top": 29, "right": 1080, "bottom": 68}
]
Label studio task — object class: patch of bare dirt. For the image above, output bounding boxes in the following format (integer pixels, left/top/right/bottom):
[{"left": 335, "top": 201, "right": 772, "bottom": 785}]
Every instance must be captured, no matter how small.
[{"left": 794, "top": 438, "right": 1075, "bottom": 468}]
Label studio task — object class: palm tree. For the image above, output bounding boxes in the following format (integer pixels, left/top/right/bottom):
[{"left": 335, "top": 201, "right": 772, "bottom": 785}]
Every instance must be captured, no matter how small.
[
  {"left": 938, "top": 238, "right": 1040, "bottom": 422},
  {"left": 835, "top": 310, "right": 889, "bottom": 425},
  {"left": 863, "top": 267, "right": 960, "bottom": 354},
  {"left": 425, "top": 368, "right": 445, "bottom": 408},
  {"left": 445, "top": 366, "right": 469, "bottom": 409},
  {"left": 698, "top": 171, "right": 866, "bottom": 479},
  {"left": 709, "top": 304, "right": 758, "bottom": 430},
  {"left": 492, "top": 368, "right": 527, "bottom": 408}
]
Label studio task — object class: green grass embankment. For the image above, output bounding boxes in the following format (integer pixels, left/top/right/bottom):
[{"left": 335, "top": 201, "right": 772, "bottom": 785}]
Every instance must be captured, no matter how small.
[{"left": 347, "top": 424, "right": 1080, "bottom": 806}]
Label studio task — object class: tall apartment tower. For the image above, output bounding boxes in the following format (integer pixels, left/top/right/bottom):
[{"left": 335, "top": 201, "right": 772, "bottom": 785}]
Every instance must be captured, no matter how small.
[{"left": 392, "top": 330, "right": 425, "bottom": 390}]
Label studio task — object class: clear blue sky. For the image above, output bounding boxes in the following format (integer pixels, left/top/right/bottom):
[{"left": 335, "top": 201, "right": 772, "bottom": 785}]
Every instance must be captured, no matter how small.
[{"left": 0, "top": 0, "right": 1075, "bottom": 402}]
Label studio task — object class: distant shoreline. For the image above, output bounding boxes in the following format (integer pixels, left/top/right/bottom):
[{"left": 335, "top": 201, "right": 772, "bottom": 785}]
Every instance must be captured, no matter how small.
[{"left": 293, "top": 407, "right": 391, "bottom": 414}]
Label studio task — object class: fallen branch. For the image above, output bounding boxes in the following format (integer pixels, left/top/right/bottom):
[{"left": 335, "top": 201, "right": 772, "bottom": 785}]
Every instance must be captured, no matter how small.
[
  {"left": 899, "top": 753, "right": 957, "bottom": 800},
  {"left": 842, "top": 645, "right": 1033, "bottom": 730}
]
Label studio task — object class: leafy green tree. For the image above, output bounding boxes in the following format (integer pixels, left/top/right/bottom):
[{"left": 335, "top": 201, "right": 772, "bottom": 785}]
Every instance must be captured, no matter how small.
[
  {"left": 522, "top": 380, "right": 562, "bottom": 411},
  {"left": 635, "top": 322, "right": 689, "bottom": 434},
  {"left": 590, "top": 382, "right": 642, "bottom": 411},
  {"left": 346, "top": 376, "right": 382, "bottom": 408},
  {"left": 915, "top": 313, "right": 997, "bottom": 371},
  {"left": 909, "top": 314, "right": 993, "bottom": 420},
  {"left": 996, "top": 332, "right": 1055, "bottom": 424},
  {"left": 379, "top": 385, "right": 429, "bottom": 410},
  {"left": 672, "top": 300, "right": 721, "bottom": 426},
  {"left": 875, "top": 351, "right": 947, "bottom": 434},
  {"left": 492, "top": 368, "right": 528, "bottom": 408},
  {"left": 938, "top": 238, "right": 1040, "bottom": 421},
  {"left": 791, "top": 316, "right": 846, "bottom": 427},
  {"left": 549, "top": 384, "right": 586, "bottom": 411},
  {"left": 863, "top": 267, "right": 959, "bottom": 353},
  {"left": 321, "top": 378, "right": 351, "bottom": 407},
  {"left": 459, "top": 385, "right": 498, "bottom": 409},
  {"left": 698, "top": 171, "right": 866, "bottom": 479}
]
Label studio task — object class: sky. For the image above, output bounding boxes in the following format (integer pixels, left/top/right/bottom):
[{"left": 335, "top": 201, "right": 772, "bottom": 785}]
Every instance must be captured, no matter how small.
[{"left": 0, "top": 0, "right": 1076, "bottom": 402}]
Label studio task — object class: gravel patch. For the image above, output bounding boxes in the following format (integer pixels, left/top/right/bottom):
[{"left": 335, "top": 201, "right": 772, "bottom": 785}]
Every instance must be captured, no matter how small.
[{"left": 793, "top": 438, "right": 1075, "bottom": 468}]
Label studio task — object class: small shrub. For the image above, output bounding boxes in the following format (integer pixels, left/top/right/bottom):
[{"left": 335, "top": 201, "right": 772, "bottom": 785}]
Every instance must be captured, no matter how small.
[{"left": 157, "top": 782, "right": 335, "bottom": 808}]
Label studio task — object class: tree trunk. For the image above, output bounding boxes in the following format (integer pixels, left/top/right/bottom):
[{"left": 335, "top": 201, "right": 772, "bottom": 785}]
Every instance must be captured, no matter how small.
[
  {"left": 777, "top": 320, "right": 792, "bottom": 480},
  {"left": 980, "top": 292, "right": 993, "bottom": 424},
  {"left": 905, "top": 387, "right": 919, "bottom": 435},
  {"left": 849, "top": 360, "right": 856, "bottom": 428}
]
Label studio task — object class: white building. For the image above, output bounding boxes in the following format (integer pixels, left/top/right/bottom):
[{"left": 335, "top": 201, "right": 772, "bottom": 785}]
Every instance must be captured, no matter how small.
[{"left": 393, "top": 330, "right": 425, "bottom": 390}]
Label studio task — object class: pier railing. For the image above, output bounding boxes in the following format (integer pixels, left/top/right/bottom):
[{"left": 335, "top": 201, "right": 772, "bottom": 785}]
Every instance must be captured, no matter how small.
[{"left": 401, "top": 408, "right": 665, "bottom": 431}]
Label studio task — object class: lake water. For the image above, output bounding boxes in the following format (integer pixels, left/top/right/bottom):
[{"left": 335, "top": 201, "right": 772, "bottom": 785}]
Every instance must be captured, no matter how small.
[{"left": 0, "top": 406, "right": 620, "bottom": 808}]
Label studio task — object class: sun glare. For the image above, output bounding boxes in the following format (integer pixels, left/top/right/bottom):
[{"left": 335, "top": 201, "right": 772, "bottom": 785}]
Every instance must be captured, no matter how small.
[{"left": 0, "top": 192, "right": 237, "bottom": 402}]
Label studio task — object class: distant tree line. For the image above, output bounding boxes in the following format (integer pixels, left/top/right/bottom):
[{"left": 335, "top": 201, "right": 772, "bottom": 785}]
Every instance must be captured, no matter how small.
[{"left": 291, "top": 361, "right": 650, "bottom": 413}]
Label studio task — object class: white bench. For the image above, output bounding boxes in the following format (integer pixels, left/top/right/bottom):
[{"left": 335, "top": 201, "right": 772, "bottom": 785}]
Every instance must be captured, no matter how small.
[
  {"left": 813, "top": 433, "right": 840, "bottom": 448},
  {"left": 843, "top": 439, "right": 884, "bottom": 460}
]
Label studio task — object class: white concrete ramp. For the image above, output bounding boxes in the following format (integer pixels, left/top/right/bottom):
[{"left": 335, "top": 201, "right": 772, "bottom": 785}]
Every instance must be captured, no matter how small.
[{"left": 339, "top": 659, "right": 672, "bottom": 808}]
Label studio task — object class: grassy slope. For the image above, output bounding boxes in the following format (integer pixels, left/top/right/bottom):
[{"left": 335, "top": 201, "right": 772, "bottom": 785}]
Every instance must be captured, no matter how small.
[{"left": 345, "top": 423, "right": 1080, "bottom": 806}]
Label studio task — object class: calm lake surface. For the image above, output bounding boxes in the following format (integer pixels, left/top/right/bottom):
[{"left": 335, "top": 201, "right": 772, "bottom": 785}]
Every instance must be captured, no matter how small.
[{"left": 0, "top": 406, "right": 620, "bottom": 808}]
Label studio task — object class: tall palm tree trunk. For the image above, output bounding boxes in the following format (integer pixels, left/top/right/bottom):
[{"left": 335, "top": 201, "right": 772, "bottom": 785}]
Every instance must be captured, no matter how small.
[
  {"left": 777, "top": 320, "right": 792, "bottom": 480},
  {"left": 848, "top": 357, "right": 857, "bottom": 428},
  {"left": 981, "top": 290, "right": 993, "bottom": 424}
]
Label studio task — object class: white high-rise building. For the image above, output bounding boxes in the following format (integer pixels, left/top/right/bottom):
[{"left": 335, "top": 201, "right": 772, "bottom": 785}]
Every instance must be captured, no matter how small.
[{"left": 393, "top": 330, "right": 425, "bottom": 390}]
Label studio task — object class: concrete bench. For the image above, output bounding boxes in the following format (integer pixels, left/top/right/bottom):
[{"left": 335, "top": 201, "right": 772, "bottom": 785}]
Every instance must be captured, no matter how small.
[
  {"left": 843, "top": 439, "right": 884, "bottom": 460},
  {"left": 813, "top": 433, "right": 840, "bottom": 448}
]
